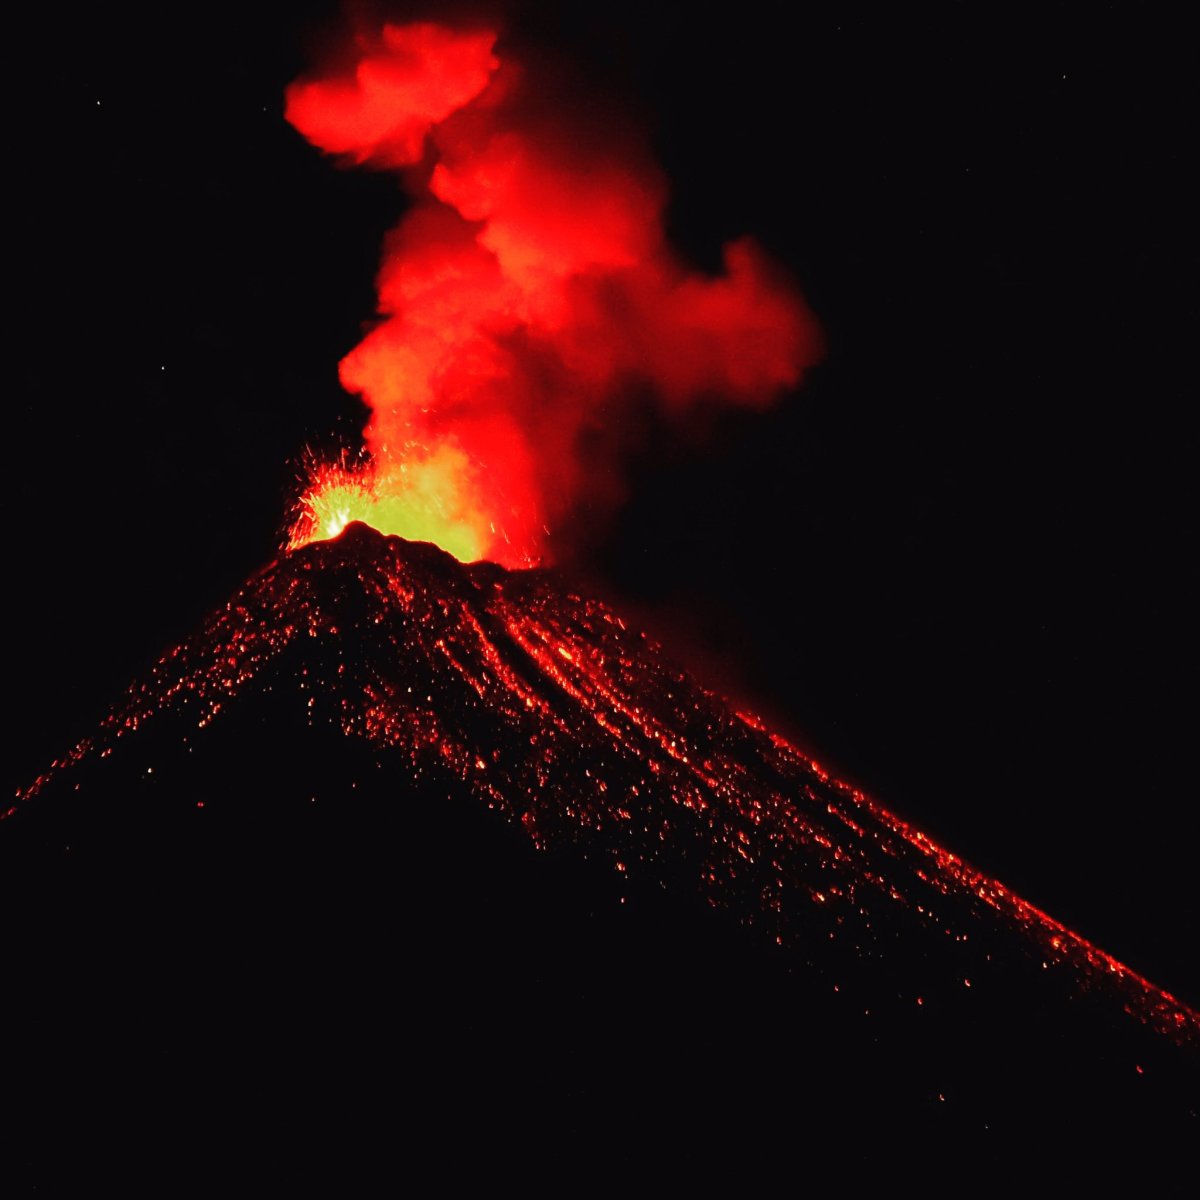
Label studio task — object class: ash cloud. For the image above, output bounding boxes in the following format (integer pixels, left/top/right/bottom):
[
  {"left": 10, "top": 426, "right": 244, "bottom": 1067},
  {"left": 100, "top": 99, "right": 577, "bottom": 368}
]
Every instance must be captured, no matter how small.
[{"left": 286, "top": 15, "right": 821, "bottom": 566}]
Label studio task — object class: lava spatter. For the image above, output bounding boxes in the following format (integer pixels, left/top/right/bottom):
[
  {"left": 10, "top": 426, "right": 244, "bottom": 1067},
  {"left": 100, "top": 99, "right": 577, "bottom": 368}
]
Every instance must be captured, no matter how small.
[{"left": 11, "top": 523, "right": 1197, "bottom": 1047}]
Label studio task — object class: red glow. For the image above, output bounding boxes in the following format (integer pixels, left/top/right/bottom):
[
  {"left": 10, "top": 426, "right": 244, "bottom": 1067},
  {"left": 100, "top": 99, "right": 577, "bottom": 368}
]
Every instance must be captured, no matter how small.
[
  {"left": 284, "top": 24, "right": 500, "bottom": 168},
  {"left": 285, "top": 21, "right": 820, "bottom": 564},
  {"left": 14, "top": 526, "right": 1198, "bottom": 1044}
]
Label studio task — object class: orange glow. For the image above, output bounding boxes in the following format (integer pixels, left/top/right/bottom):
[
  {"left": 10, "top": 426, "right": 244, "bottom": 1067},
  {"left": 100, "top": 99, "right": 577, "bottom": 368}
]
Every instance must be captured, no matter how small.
[
  {"left": 288, "top": 449, "right": 511, "bottom": 564},
  {"left": 15, "top": 527, "right": 1196, "bottom": 1045},
  {"left": 284, "top": 20, "right": 821, "bottom": 564}
]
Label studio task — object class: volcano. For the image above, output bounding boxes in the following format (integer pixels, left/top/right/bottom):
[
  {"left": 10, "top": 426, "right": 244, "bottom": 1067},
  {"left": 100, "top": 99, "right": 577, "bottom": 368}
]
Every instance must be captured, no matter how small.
[{"left": 2, "top": 524, "right": 1196, "bottom": 1180}]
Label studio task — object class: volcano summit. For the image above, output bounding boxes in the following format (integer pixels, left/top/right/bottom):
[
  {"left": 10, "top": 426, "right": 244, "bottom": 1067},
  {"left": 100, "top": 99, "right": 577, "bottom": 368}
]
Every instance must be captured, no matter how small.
[{"left": 3, "top": 524, "right": 1196, "bottom": 1178}]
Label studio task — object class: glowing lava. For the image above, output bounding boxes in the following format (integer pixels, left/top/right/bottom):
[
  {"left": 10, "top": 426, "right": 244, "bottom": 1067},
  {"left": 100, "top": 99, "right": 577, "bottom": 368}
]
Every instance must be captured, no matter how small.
[
  {"left": 287, "top": 448, "right": 500, "bottom": 563},
  {"left": 11, "top": 524, "right": 1198, "bottom": 1048},
  {"left": 284, "top": 20, "right": 820, "bottom": 565}
]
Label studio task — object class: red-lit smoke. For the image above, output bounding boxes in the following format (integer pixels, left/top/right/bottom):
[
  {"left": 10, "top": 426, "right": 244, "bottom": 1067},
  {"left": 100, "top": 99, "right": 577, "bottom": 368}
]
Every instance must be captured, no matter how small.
[{"left": 285, "top": 20, "right": 820, "bottom": 565}]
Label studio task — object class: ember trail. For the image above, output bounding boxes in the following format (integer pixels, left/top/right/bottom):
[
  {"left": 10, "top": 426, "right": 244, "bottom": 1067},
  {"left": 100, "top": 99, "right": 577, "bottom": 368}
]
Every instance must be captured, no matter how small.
[
  {"left": 12, "top": 524, "right": 1197, "bottom": 1049},
  {"left": 283, "top": 20, "right": 819, "bottom": 565}
]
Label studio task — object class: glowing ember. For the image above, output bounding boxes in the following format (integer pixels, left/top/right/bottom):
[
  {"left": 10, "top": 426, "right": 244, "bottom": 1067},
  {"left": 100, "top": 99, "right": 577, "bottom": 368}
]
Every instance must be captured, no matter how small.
[
  {"left": 288, "top": 449, "right": 503, "bottom": 563},
  {"left": 284, "top": 20, "right": 820, "bottom": 564},
  {"left": 12, "top": 525, "right": 1198, "bottom": 1047}
]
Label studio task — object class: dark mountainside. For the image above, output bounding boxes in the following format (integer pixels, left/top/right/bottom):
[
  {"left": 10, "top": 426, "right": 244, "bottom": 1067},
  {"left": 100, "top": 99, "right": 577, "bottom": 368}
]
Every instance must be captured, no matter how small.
[{"left": 3, "top": 524, "right": 1196, "bottom": 1181}]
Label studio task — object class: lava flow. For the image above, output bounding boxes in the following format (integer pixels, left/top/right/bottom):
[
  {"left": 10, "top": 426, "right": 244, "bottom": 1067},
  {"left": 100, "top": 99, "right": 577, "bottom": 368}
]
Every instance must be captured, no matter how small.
[
  {"left": 11, "top": 524, "right": 1197, "bottom": 1051},
  {"left": 283, "top": 20, "right": 819, "bottom": 565}
]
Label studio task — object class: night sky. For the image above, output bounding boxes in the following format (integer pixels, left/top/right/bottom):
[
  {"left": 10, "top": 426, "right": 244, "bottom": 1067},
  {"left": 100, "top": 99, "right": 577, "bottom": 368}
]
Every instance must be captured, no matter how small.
[{"left": 8, "top": 2, "right": 1197, "bottom": 1004}]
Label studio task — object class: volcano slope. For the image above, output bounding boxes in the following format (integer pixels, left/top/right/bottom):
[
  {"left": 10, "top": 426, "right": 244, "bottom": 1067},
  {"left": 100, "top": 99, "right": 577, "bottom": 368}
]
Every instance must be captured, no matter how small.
[{"left": 3, "top": 523, "right": 1196, "bottom": 1177}]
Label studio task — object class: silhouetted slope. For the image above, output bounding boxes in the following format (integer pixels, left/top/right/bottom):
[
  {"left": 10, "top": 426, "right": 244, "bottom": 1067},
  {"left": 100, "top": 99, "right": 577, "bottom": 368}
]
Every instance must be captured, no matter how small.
[{"left": 2, "top": 524, "right": 1196, "bottom": 1182}]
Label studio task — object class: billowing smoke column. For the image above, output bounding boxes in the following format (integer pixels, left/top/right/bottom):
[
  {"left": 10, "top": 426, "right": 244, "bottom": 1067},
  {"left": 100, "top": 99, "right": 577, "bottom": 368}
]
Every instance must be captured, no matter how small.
[{"left": 285, "top": 20, "right": 820, "bottom": 566}]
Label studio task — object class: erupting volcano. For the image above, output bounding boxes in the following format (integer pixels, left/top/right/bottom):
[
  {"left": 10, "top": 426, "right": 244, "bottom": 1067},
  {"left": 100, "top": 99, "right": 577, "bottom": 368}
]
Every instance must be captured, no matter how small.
[{"left": 4, "top": 11, "right": 1197, "bottom": 1182}]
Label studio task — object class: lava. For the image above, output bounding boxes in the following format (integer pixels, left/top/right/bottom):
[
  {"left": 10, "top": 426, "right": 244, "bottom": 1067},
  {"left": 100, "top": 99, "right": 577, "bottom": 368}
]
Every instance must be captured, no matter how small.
[
  {"left": 12, "top": 524, "right": 1198, "bottom": 1046},
  {"left": 284, "top": 20, "right": 820, "bottom": 565},
  {"left": 287, "top": 449, "right": 494, "bottom": 562}
]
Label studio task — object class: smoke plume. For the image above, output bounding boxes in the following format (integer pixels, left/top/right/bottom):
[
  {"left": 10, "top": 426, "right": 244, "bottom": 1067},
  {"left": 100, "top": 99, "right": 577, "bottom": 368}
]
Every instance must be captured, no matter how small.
[{"left": 286, "top": 18, "right": 820, "bottom": 566}]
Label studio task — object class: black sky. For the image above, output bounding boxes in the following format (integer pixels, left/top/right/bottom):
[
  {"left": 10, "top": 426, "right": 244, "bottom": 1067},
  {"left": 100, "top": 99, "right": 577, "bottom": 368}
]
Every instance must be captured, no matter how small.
[{"left": 8, "top": 2, "right": 1197, "bottom": 1002}]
